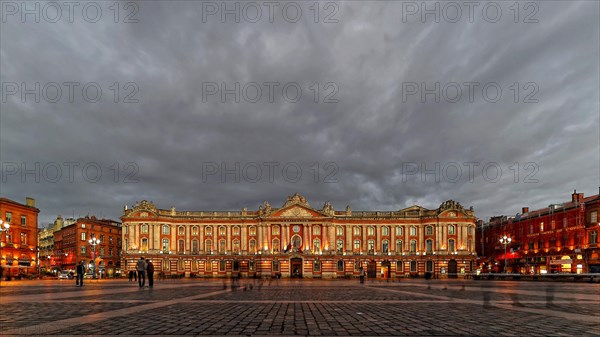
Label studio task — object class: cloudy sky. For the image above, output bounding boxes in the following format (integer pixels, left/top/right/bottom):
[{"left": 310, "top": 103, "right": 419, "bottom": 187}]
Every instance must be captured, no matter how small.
[{"left": 1, "top": 1, "right": 598, "bottom": 225}]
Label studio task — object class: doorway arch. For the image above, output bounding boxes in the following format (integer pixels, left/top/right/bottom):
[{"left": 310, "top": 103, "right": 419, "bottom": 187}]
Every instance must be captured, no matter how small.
[
  {"left": 290, "top": 257, "right": 303, "bottom": 278},
  {"left": 448, "top": 259, "right": 458, "bottom": 278}
]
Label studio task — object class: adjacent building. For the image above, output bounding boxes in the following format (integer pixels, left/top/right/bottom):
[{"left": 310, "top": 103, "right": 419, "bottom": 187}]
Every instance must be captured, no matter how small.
[
  {"left": 477, "top": 190, "right": 600, "bottom": 274},
  {"left": 38, "top": 215, "right": 76, "bottom": 273},
  {"left": 0, "top": 197, "right": 40, "bottom": 278},
  {"left": 53, "top": 216, "right": 122, "bottom": 277},
  {"left": 121, "top": 193, "right": 478, "bottom": 279}
]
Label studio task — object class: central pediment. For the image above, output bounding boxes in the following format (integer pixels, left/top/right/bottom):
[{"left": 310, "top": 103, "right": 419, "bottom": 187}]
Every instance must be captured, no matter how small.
[{"left": 280, "top": 206, "right": 313, "bottom": 217}]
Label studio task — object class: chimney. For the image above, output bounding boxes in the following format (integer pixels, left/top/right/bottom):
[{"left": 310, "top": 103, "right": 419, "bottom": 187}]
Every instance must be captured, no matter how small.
[
  {"left": 25, "top": 197, "right": 35, "bottom": 207},
  {"left": 572, "top": 190, "right": 578, "bottom": 203},
  {"left": 522, "top": 207, "right": 529, "bottom": 214}
]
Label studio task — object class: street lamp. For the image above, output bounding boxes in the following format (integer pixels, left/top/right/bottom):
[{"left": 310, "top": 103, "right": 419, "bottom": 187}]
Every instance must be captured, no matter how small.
[
  {"left": 88, "top": 235, "right": 100, "bottom": 278},
  {"left": 1, "top": 221, "right": 10, "bottom": 279},
  {"left": 499, "top": 235, "right": 512, "bottom": 273}
]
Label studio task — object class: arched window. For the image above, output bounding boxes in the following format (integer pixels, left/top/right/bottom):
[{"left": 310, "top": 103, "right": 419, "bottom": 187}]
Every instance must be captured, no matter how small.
[
  {"left": 425, "top": 225, "right": 433, "bottom": 235},
  {"left": 232, "top": 239, "right": 240, "bottom": 253},
  {"left": 272, "top": 238, "right": 280, "bottom": 253},
  {"left": 178, "top": 239, "right": 184, "bottom": 253},
  {"left": 313, "top": 238, "right": 321, "bottom": 253},
  {"left": 336, "top": 226, "right": 344, "bottom": 236},
  {"left": 141, "top": 238, "right": 148, "bottom": 251},
  {"left": 249, "top": 226, "right": 256, "bottom": 236},
  {"left": 425, "top": 239, "right": 433, "bottom": 253},
  {"left": 219, "top": 226, "right": 226, "bottom": 236},
  {"left": 336, "top": 239, "right": 344, "bottom": 252},
  {"left": 368, "top": 240, "right": 375, "bottom": 253},
  {"left": 162, "top": 225, "right": 170, "bottom": 235},
  {"left": 161, "top": 238, "right": 169, "bottom": 252},
  {"left": 396, "top": 240, "right": 403, "bottom": 253},
  {"left": 205, "top": 239, "right": 212, "bottom": 253},
  {"left": 192, "top": 226, "right": 199, "bottom": 235},
  {"left": 337, "top": 260, "right": 344, "bottom": 271},
  {"left": 233, "top": 226, "right": 240, "bottom": 236},
  {"left": 292, "top": 235, "right": 302, "bottom": 249},
  {"left": 382, "top": 240, "right": 389, "bottom": 253},
  {"left": 448, "top": 239, "right": 455, "bottom": 252},
  {"left": 205, "top": 226, "right": 212, "bottom": 236},
  {"left": 141, "top": 224, "right": 148, "bottom": 234},
  {"left": 249, "top": 239, "right": 256, "bottom": 253},
  {"left": 272, "top": 225, "right": 280, "bottom": 235},
  {"left": 410, "top": 226, "right": 417, "bottom": 236},
  {"left": 218, "top": 239, "right": 226, "bottom": 253},
  {"left": 368, "top": 226, "right": 375, "bottom": 236},
  {"left": 192, "top": 239, "right": 199, "bottom": 253},
  {"left": 448, "top": 225, "right": 455, "bottom": 235},
  {"left": 178, "top": 226, "right": 185, "bottom": 235},
  {"left": 410, "top": 240, "right": 417, "bottom": 253},
  {"left": 382, "top": 226, "right": 389, "bottom": 236},
  {"left": 353, "top": 226, "right": 360, "bottom": 236}
]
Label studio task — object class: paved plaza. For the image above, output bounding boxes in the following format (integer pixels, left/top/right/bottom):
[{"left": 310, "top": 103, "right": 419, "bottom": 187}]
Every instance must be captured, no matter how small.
[{"left": 0, "top": 278, "right": 599, "bottom": 336}]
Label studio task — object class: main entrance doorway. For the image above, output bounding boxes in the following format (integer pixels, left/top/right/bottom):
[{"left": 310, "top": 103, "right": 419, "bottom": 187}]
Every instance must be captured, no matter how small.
[
  {"left": 367, "top": 260, "right": 377, "bottom": 278},
  {"left": 448, "top": 259, "right": 458, "bottom": 278},
  {"left": 381, "top": 260, "right": 391, "bottom": 279},
  {"left": 290, "top": 258, "right": 303, "bottom": 278}
]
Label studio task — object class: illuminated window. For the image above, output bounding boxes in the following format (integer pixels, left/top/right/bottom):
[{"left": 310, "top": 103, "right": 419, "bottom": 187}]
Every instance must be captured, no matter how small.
[
  {"left": 396, "top": 226, "right": 403, "bottom": 236},
  {"left": 368, "top": 240, "right": 375, "bottom": 252},
  {"left": 205, "top": 226, "right": 212, "bottom": 236},
  {"left": 540, "top": 222, "right": 544, "bottom": 232},
  {"left": 141, "top": 238, "right": 148, "bottom": 251},
  {"left": 219, "top": 226, "right": 226, "bottom": 236},
  {"left": 249, "top": 239, "right": 256, "bottom": 253},
  {"left": 249, "top": 226, "right": 256, "bottom": 236},
  {"left": 353, "top": 240, "right": 361, "bottom": 252},
  {"left": 410, "top": 226, "right": 417, "bottom": 236},
  {"left": 336, "top": 226, "right": 343, "bottom": 236},
  {"left": 272, "top": 226, "right": 280, "bottom": 235},
  {"left": 336, "top": 239, "right": 343, "bottom": 252},
  {"left": 272, "top": 238, "right": 280, "bottom": 252},
  {"left": 233, "top": 239, "right": 240, "bottom": 253},
  {"left": 313, "top": 239, "right": 320, "bottom": 253},
  {"left": 368, "top": 226, "right": 374, "bottom": 236},
  {"left": 382, "top": 240, "right": 389, "bottom": 253},
  {"left": 81, "top": 223, "right": 86, "bottom": 229},
  {"left": 410, "top": 240, "right": 417, "bottom": 253},
  {"left": 20, "top": 232, "right": 27, "bottom": 245},
  {"left": 353, "top": 226, "right": 360, "bottom": 236},
  {"left": 192, "top": 226, "right": 199, "bottom": 235},
  {"left": 81, "top": 232, "right": 86, "bottom": 241},
  {"left": 162, "top": 225, "right": 170, "bottom": 235},
  {"left": 448, "top": 225, "right": 455, "bottom": 235},
  {"left": 81, "top": 246, "right": 86, "bottom": 254},
  {"left": 162, "top": 239, "right": 169, "bottom": 251},
  {"left": 141, "top": 224, "right": 148, "bottom": 234},
  {"left": 233, "top": 226, "right": 240, "bottom": 236},
  {"left": 313, "top": 225, "right": 320, "bottom": 235},
  {"left": 205, "top": 239, "right": 212, "bottom": 253},
  {"left": 382, "top": 226, "right": 389, "bottom": 236},
  {"left": 178, "top": 226, "right": 185, "bottom": 235},
  {"left": 313, "top": 260, "right": 321, "bottom": 272}
]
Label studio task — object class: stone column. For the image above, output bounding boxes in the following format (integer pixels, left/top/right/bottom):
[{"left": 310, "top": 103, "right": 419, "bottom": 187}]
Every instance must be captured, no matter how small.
[
  {"left": 391, "top": 225, "right": 396, "bottom": 253},
  {"left": 226, "top": 225, "right": 231, "bottom": 252},
  {"left": 376, "top": 225, "right": 381, "bottom": 253},
  {"left": 199, "top": 226, "right": 204, "bottom": 252},
  {"left": 241, "top": 225, "right": 247, "bottom": 252},
  {"left": 170, "top": 224, "right": 176, "bottom": 252},
  {"left": 186, "top": 224, "right": 191, "bottom": 252},
  {"left": 362, "top": 225, "right": 367, "bottom": 252}
]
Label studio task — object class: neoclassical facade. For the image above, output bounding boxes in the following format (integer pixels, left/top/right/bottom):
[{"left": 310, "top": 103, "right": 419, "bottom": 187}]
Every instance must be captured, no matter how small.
[{"left": 121, "top": 194, "right": 477, "bottom": 278}]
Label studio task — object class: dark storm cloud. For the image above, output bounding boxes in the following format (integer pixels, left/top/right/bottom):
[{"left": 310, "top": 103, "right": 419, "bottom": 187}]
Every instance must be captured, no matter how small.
[{"left": 1, "top": 1, "right": 598, "bottom": 225}]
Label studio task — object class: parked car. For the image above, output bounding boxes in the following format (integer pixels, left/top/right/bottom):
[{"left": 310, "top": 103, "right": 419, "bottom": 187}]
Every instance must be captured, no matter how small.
[{"left": 58, "top": 271, "right": 73, "bottom": 279}]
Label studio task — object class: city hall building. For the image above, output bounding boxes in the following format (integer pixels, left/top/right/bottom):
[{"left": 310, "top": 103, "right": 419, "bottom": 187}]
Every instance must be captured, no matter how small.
[{"left": 121, "top": 194, "right": 477, "bottom": 278}]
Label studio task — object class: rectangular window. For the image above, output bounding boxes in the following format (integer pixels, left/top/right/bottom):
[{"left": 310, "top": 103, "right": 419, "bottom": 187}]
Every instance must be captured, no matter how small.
[
  {"left": 272, "top": 261, "right": 280, "bottom": 272},
  {"left": 141, "top": 224, "right": 148, "bottom": 234},
  {"left": 81, "top": 232, "right": 86, "bottom": 241},
  {"left": 591, "top": 211, "right": 598, "bottom": 224},
  {"left": 249, "top": 226, "right": 256, "bottom": 236},
  {"left": 109, "top": 236, "right": 114, "bottom": 244},
  {"left": 109, "top": 248, "right": 113, "bottom": 256},
  {"left": 410, "top": 260, "right": 417, "bottom": 272},
  {"left": 313, "top": 226, "right": 320, "bottom": 235},
  {"left": 81, "top": 223, "right": 86, "bottom": 228},
  {"left": 219, "top": 260, "right": 226, "bottom": 272},
  {"left": 272, "top": 226, "right": 280, "bottom": 235},
  {"left": 20, "top": 232, "right": 27, "bottom": 245},
  {"left": 100, "top": 247, "right": 105, "bottom": 256},
  {"left": 21, "top": 216, "right": 26, "bottom": 226},
  {"left": 162, "top": 225, "right": 170, "bottom": 235},
  {"left": 337, "top": 260, "right": 344, "bottom": 272},
  {"left": 425, "top": 226, "right": 433, "bottom": 235},
  {"left": 382, "top": 226, "right": 389, "bottom": 236},
  {"left": 590, "top": 231, "right": 598, "bottom": 244},
  {"left": 81, "top": 246, "right": 86, "bottom": 254},
  {"left": 540, "top": 222, "right": 544, "bottom": 232},
  {"left": 313, "top": 260, "right": 321, "bottom": 272},
  {"left": 368, "top": 227, "right": 374, "bottom": 236},
  {"left": 162, "top": 259, "right": 169, "bottom": 271},
  {"left": 5, "top": 212, "right": 12, "bottom": 223},
  {"left": 410, "top": 227, "right": 417, "bottom": 236},
  {"left": 249, "top": 260, "right": 255, "bottom": 272},
  {"left": 353, "top": 227, "right": 360, "bottom": 236},
  {"left": 336, "top": 226, "right": 343, "bottom": 236},
  {"left": 396, "top": 260, "right": 403, "bottom": 272}
]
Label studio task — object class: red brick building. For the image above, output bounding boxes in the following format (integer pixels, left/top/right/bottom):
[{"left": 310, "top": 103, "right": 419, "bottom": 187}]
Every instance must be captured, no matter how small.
[
  {"left": 0, "top": 197, "right": 40, "bottom": 278},
  {"left": 121, "top": 194, "right": 478, "bottom": 279},
  {"left": 54, "top": 216, "right": 122, "bottom": 277},
  {"left": 477, "top": 190, "right": 600, "bottom": 274}
]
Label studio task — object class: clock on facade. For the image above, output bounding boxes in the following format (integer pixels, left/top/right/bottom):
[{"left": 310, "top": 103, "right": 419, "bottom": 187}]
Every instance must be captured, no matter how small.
[{"left": 293, "top": 225, "right": 300, "bottom": 233}]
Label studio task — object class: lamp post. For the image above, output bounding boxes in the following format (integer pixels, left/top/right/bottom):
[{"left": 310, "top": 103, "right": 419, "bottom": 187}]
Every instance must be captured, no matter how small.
[
  {"left": 499, "top": 235, "right": 512, "bottom": 273},
  {"left": 88, "top": 235, "right": 100, "bottom": 278},
  {"left": 1, "top": 221, "right": 10, "bottom": 280}
]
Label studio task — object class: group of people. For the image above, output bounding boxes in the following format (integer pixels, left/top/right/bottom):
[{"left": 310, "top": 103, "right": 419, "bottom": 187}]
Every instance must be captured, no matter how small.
[{"left": 131, "top": 256, "right": 154, "bottom": 288}]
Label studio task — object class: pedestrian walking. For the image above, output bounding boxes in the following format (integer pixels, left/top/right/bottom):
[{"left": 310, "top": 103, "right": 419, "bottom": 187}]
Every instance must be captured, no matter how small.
[
  {"left": 76, "top": 261, "right": 85, "bottom": 287},
  {"left": 146, "top": 258, "right": 154, "bottom": 288},
  {"left": 359, "top": 267, "right": 365, "bottom": 284},
  {"left": 136, "top": 256, "right": 147, "bottom": 288}
]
